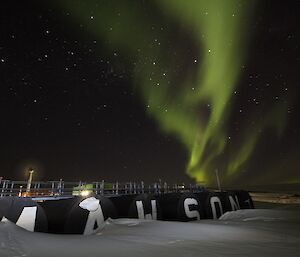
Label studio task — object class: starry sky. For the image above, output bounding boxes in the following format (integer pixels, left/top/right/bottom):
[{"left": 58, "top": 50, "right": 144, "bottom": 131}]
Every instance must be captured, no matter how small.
[{"left": 0, "top": 0, "right": 299, "bottom": 186}]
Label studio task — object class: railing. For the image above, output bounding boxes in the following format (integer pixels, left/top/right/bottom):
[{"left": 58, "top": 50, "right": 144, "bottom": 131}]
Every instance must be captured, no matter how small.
[{"left": 0, "top": 179, "right": 206, "bottom": 198}]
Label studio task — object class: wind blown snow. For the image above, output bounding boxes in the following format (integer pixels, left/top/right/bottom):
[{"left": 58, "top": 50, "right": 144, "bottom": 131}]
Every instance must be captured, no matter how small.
[{"left": 0, "top": 209, "right": 299, "bottom": 257}]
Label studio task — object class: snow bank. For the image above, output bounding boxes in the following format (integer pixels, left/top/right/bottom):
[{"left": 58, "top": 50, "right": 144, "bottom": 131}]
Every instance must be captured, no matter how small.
[
  {"left": 219, "top": 209, "right": 300, "bottom": 222},
  {"left": 1, "top": 209, "right": 299, "bottom": 257}
]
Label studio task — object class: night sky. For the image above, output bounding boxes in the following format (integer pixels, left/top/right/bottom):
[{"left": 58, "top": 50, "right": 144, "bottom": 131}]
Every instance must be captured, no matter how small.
[{"left": 1, "top": 0, "right": 299, "bottom": 186}]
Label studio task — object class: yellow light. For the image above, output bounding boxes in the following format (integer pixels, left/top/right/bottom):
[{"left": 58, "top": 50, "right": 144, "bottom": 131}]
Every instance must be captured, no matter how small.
[{"left": 80, "top": 190, "right": 91, "bottom": 197}]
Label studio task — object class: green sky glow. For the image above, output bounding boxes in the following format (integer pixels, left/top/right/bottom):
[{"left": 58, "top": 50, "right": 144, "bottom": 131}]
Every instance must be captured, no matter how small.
[
  {"left": 56, "top": 0, "right": 294, "bottom": 185},
  {"left": 156, "top": 0, "right": 255, "bottom": 183}
]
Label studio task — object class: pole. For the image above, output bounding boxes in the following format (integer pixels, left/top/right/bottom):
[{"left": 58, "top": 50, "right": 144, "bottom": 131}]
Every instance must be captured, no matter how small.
[
  {"left": 19, "top": 186, "right": 23, "bottom": 197},
  {"left": 26, "top": 168, "right": 34, "bottom": 193},
  {"left": 215, "top": 169, "right": 221, "bottom": 191}
]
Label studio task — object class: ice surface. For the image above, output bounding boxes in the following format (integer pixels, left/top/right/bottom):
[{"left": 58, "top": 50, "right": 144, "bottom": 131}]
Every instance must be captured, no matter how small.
[{"left": 0, "top": 208, "right": 299, "bottom": 257}]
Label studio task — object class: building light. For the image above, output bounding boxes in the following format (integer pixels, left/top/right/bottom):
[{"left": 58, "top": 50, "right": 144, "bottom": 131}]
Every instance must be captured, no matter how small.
[{"left": 80, "top": 190, "right": 91, "bottom": 197}]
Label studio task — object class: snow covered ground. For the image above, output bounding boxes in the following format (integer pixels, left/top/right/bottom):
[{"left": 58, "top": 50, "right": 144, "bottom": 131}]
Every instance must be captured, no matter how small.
[
  {"left": 250, "top": 192, "right": 300, "bottom": 204},
  {"left": 0, "top": 205, "right": 299, "bottom": 257}
]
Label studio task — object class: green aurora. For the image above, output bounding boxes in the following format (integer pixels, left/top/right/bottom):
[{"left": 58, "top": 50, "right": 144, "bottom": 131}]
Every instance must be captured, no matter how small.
[{"left": 56, "top": 0, "right": 293, "bottom": 185}]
